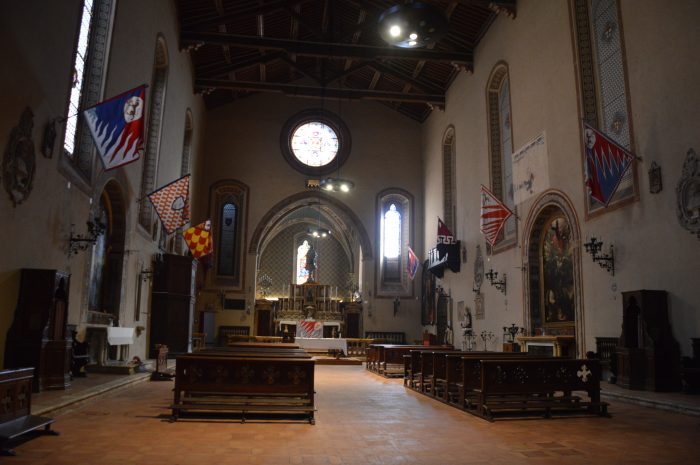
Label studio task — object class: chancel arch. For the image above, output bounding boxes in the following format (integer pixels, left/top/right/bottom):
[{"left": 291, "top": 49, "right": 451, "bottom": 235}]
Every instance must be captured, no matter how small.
[{"left": 522, "top": 190, "right": 585, "bottom": 356}]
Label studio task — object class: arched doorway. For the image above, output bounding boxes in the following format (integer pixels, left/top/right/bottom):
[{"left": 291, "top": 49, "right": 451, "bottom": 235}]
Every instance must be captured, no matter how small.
[
  {"left": 85, "top": 180, "right": 127, "bottom": 363},
  {"left": 249, "top": 191, "right": 372, "bottom": 337},
  {"left": 522, "top": 190, "right": 584, "bottom": 356}
]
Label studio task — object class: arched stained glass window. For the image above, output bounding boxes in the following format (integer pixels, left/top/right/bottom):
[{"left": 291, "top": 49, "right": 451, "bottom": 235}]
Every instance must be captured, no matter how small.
[
  {"left": 573, "top": 0, "right": 638, "bottom": 215},
  {"left": 61, "top": 0, "right": 115, "bottom": 183},
  {"left": 487, "top": 63, "right": 516, "bottom": 250},
  {"left": 296, "top": 240, "right": 311, "bottom": 284},
  {"left": 218, "top": 203, "right": 237, "bottom": 276},
  {"left": 377, "top": 189, "right": 413, "bottom": 297},
  {"left": 383, "top": 204, "right": 401, "bottom": 259}
]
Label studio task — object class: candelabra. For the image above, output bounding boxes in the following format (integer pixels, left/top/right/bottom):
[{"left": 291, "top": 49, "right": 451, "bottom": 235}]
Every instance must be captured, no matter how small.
[
  {"left": 463, "top": 328, "right": 476, "bottom": 351},
  {"left": 502, "top": 324, "right": 524, "bottom": 343},
  {"left": 68, "top": 217, "right": 106, "bottom": 257},
  {"left": 583, "top": 236, "right": 615, "bottom": 275},
  {"left": 480, "top": 330, "right": 495, "bottom": 351},
  {"left": 485, "top": 269, "right": 507, "bottom": 294}
]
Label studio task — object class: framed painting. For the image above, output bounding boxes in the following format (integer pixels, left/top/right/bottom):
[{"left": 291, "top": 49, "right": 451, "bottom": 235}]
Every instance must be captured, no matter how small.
[{"left": 539, "top": 214, "right": 575, "bottom": 326}]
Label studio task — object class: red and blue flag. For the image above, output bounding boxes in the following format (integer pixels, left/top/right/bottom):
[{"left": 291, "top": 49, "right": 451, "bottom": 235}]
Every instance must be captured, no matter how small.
[
  {"left": 583, "top": 122, "right": 635, "bottom": 207},
  {"left": 407, "top": 247, "right": 419, "bottom": 280},
  {"left": 84, "top": 85, "right": 146, "bottom": 170}
]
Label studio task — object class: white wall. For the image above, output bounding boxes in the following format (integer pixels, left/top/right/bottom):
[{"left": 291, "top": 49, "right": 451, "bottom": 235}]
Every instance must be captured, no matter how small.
[
  {"left": 421, "top": 0, "right": 700, "bottom": 355},
  {"left": 0, "top": 0, "right": 205, "bottom": 363}
]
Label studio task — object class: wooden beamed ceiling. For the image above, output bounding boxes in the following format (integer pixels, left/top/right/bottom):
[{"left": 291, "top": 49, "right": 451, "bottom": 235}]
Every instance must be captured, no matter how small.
[{"left": 177, "top": 0, "right": 516, "bottom": 122}]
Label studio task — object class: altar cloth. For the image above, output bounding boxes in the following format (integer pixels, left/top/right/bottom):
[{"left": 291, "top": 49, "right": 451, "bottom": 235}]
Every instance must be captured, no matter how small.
[
  {"left": 295, "top": 337, "right": 347, "bottom": 355},
  {"left": 107, "top": 326, "right": 135, "bottom": 345}
]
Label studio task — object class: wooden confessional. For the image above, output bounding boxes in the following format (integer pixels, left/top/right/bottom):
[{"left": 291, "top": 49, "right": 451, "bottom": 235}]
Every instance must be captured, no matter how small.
[
  {"left": 616, "top": 290, "right": 682, "bottom": 391},
  {"left": 4, "top": 269, "right": 71, "bottom": 392}
]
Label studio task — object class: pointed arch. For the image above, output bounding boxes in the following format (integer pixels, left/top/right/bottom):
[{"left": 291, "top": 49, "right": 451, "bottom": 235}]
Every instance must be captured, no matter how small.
[
  {"left": 442, "top": 125, "right": 456, "bottom": 232},
  {"left": 138, "top": 34, "right": 169, "bottom": 235},
  {"left": 486, "top": 61, "right": 516, "bottom": 251},
  {"left": 522, "top": 189, "right": 585, "bottom": 356}
]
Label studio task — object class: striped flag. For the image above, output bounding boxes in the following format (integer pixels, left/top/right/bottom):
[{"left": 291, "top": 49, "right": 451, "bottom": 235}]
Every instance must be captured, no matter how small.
[
  {"left": 183, "top": 220, "right": 213, "bottom": 258},
  {"left": 407, "top": 247, "right": 419, "bottom": 280},
  {"left": 147, "top": 174, "right": 190, "bottom": 234},
  {"left": 583, "top": 122, "right": 635, "bottom": 207},
  {"left": 83, "top": 85, "right": 146, "bottom": 170},
  {"left": 480, "top": 185, "right": 514, "bottom": 246},
  {"left": 297, "top": 320, "right": 323, "bottom": 338}
]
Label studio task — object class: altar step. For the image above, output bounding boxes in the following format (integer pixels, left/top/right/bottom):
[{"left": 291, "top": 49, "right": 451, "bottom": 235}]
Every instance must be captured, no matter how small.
[{"left": 312, "top": 356, "right": 362, "bottom": 366}]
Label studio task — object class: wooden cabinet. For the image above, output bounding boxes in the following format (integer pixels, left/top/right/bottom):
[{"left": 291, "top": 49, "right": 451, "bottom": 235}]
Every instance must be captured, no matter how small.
[
  {"left": 4, "top": 269, "right": 71, "bottom": 391},
  {"left": 616, "top": 290, "right": 681, "bottom": 391},
  {"left": 149, "top": 255, "right": 195, "bottom": 358}
]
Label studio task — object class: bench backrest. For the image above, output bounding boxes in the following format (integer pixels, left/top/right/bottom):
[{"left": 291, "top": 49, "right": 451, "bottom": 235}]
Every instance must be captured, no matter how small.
[{"left": 479, "top": 359, "right": 601, "bottom": 394}]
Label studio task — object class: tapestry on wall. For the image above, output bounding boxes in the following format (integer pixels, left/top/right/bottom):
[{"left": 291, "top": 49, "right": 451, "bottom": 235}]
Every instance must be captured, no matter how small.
[
  {"left": 540, "top": 215, "right": 575, "bottom": 325},
  {"left": 512, "top": 132, "right": 549, "bottom": 204}
]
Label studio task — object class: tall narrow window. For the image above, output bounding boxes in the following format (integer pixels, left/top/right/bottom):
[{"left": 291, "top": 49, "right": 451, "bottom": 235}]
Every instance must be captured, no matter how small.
[
  {"left": 382, "top": 204, "right": 402, "bottom": 282},
  {"left": 573, "top": 0, "right": 638, "bottom": 215},
  {"left": 296, "top": 239, "right": 311, "bottom": 284},
  {"left": 175, "top": 110, "right": 194, "bottom": 255},
  {"left": 442, "top": 127, "right": 456, "bottom": 232},
  {"left": 138, "top": 35, "right": 169, "bottom": 233},
  {"left": 218, "top": 203, "right": 237, "bottom": 276},
  {"left": 487, "top": 63, "right": 516, "bottom": 250},
  {"left": 61, "top": 0, "right": 115, "bottom": 182},
  {"left": 210, "top": 180, "right": 249, "bottom": 289},
  {"left": 377, "top": 189, "right": 413, "bottom": 297}
]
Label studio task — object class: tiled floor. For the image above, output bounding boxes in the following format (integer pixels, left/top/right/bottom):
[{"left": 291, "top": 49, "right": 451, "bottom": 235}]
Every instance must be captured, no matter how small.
[{"left": 11, "top": 365, "right": 700, "bottom": 465}]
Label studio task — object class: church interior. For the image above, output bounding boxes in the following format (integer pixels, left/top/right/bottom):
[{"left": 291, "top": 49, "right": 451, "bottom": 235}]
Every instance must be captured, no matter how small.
[{"left": 1, "top": 0, "right": 699, "bottom": 463}]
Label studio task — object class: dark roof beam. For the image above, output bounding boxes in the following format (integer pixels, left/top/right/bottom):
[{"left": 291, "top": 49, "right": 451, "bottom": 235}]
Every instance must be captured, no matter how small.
[
  {"left": 183, "top": 0, "right": 309, "bottom": 30},
  {"left": 181, "top": 31, "right": 473, "bottom": 65},
  {"left": 199, "top": 51, "right": 284, "bottom": 78},
  {"left": 195, "top": 78, "right": 445, "bottom": 107}
]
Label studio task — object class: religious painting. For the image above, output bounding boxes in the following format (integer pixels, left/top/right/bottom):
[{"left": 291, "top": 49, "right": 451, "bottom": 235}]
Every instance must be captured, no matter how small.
[
  {"left": 420, "top": 260, "right": 436, "bottom": 325},
  {"left": 540, "top": 215, "right": 575, "bottom": 325}
]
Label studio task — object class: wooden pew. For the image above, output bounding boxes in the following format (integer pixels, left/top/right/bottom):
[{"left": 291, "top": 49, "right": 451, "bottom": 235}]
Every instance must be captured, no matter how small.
[
  {"left": 474, "top": 358, "right": 608, "bottom": 421},
  {"left": 0, "top": 368, "right": 57, "bottom": 456},
  {"left": 171, "top": 347, "right": 316, "bottom": 424},
  {"left": 458, "top": 353, "right": 548, "bottom": 410},
  {"left": 367, "top": 344, "right": 426, "bottom": 376}
]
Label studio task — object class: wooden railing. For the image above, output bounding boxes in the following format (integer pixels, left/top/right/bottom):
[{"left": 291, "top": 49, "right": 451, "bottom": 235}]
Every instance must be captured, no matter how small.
[{"left": 365, "top": 331, "right": 405, "bottom": 344}]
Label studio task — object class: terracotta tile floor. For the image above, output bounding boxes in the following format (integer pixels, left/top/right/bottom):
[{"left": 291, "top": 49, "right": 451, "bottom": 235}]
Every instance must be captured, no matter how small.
[{"left": 10, "top": 366, "right": 700, "bottom": 465}]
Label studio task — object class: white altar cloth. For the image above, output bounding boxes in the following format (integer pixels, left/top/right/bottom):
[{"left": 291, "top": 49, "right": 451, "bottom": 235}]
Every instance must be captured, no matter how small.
[
  {"left": 295, "top": 337, "right": 347, "bottom": 355},
  {"left": 107, "top": 326, "right": 135, "bottom": 345}
]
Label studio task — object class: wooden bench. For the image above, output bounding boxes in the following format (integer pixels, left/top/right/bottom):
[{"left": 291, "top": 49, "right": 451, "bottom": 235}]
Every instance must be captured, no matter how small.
[
  {"left": 473, "top": 358, "right": 608, "bottom": 421},
  {"left": 171, "top": 348, "right": 316, "bottom": 424},
  {"left": 368, "top": 344, "right": 451, "bottom": 377},
  {"left": 0, "top": 368, "right": 57, "bottom": 456}
]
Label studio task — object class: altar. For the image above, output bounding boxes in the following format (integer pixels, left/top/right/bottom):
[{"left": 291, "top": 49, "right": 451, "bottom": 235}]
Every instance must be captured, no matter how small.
[
  {"left": 275, "top": 283, "right": 343, "bottom": 335},
  {"left": 294, "top": 337, "right": 348, "bottom": 355}
]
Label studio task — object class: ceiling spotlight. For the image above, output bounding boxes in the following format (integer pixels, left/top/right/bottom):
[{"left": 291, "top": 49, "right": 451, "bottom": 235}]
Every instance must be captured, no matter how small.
[
  {"left": 320, "top": 177, "right": 354, "bottom": 193},
  {"left": 378, "top": 2, "right": 448, "bottom": 48}
]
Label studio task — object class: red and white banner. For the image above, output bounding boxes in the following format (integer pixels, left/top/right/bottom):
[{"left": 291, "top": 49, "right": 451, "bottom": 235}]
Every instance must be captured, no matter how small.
[
  {"left": 480, "top": 185, "right": 514, "bottom": 246},
  {"left": 297, "top": 320, "right": 323, "bottom": 338}
]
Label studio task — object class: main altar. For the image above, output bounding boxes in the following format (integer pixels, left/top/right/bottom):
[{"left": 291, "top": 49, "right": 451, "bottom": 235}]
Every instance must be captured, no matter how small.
[{"left": 275, "top": 283, "right": 344, "bottom": 337}]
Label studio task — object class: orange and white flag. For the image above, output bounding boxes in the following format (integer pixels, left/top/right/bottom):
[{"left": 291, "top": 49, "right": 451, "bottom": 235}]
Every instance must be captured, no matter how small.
[{"left": 147, "top": 174, "right": 190, "bottom": 234}]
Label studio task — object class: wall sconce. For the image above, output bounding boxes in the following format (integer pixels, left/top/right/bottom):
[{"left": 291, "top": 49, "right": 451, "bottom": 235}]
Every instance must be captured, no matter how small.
[
  {"left": 485, "top": 269, "right": 507, "bottom": 294},
  {"left": 583, "top": 236, "right": 615, "bottom": 275},
  {"left": 140, "top": 268, "right": 154, "bottom": 282},
  {"left": 68, "top": 217, "right": 106, "bottom": 257}
]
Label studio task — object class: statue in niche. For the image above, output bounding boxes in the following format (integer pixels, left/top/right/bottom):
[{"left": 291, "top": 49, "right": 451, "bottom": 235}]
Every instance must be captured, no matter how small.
[{"left": 305, "top": 243, "right": 317, "bottom": 283}]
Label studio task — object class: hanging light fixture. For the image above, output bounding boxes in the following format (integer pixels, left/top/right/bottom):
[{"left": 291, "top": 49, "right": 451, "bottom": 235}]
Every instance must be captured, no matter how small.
[
  {"left": 320, "top": 177, "right": 354, "bottom": 193},
  {"left": 378, "top": 2, "right": 448, "bottom": 48},
  {"left": 308, "top": 200, "right": 332, "bottom": 238}
]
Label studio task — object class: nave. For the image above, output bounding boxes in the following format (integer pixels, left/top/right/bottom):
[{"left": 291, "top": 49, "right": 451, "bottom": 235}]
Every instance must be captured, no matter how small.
[{"left": 10, "top": 365, "right": 698, "bottom": 465}]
